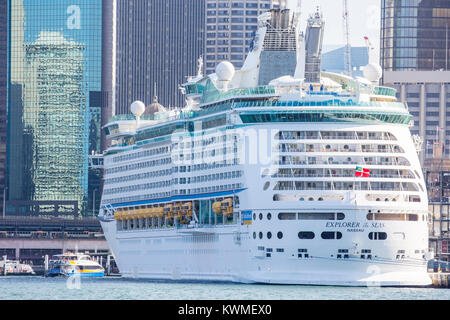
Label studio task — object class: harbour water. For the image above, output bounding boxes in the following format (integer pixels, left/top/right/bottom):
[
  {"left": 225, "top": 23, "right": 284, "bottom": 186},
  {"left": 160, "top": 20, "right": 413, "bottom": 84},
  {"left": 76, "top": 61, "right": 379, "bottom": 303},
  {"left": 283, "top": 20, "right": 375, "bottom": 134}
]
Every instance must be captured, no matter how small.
[{"left": 0, "top": 276, "right": 449, "bottom": 300}]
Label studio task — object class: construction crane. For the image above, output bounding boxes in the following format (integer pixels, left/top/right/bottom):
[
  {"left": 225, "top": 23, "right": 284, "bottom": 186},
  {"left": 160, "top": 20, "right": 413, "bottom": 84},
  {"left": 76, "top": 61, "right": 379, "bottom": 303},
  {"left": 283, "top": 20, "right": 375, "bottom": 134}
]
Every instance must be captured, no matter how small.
[
  {"left": 364, "top": 36, "right": 375, "bottom": 62},
  {"left": 343, "top": 0, "right": 352, "bottom": 77}
]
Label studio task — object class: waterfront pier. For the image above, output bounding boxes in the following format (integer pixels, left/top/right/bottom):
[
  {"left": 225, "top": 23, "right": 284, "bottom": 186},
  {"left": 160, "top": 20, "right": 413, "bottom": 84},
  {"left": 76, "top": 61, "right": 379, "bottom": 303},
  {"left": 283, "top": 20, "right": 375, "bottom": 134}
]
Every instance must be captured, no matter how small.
[{"left": 0, "top": 217, "right": 118, "bottom": 275}]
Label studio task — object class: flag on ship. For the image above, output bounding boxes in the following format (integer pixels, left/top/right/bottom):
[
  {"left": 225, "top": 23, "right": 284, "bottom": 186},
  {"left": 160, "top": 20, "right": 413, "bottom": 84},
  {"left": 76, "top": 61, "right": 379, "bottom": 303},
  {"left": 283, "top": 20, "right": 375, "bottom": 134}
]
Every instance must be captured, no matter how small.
[{"left": 355, "top": 166, "right": 370, "bottom": 177}]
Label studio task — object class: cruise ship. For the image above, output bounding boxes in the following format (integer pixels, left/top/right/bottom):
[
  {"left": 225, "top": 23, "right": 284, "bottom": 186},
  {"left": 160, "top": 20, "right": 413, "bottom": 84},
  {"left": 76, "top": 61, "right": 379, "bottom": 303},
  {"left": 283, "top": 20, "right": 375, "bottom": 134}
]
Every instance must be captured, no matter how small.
[{"left": 96, "top": 8, "right": 432, "bottom": 286}]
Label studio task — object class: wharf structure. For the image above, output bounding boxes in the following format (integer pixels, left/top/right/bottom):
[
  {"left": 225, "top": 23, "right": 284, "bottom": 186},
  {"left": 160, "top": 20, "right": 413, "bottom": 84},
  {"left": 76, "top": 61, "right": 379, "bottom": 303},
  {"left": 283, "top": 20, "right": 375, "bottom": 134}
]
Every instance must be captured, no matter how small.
[
  {"left": 0, "top": 208, "right": 109, "bottom": 268},
  {"left": 424, "top": 143, "right": 450, "bottom": 263}
]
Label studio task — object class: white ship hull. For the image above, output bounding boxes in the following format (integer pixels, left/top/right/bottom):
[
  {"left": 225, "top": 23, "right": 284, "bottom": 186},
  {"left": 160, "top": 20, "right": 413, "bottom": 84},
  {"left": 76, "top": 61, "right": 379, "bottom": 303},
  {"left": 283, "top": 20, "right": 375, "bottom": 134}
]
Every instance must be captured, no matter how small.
[{"left": 101, "top": 217, "right": 430, "bottom": 286}]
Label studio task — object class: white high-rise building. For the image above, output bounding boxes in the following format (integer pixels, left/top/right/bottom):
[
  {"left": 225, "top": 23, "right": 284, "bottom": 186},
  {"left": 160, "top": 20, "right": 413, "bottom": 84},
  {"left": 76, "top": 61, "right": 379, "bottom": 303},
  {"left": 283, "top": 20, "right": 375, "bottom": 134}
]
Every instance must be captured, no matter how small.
[{"left": 204, "top": 0, "right": 279, "bottom": 74}]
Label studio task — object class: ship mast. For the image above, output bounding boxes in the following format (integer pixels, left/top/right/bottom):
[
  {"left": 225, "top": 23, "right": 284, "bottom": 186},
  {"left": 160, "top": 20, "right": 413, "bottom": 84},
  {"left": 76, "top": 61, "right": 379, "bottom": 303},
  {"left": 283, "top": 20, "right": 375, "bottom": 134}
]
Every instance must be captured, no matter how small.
[{"left": 343, "top": 0, "right": 352, "bottom": 77}]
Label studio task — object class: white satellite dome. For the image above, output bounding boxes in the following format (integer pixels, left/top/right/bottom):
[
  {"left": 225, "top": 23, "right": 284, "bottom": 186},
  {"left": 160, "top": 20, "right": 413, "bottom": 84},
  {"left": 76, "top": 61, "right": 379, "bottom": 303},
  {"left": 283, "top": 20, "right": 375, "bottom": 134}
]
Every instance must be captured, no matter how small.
[
  {"left": 130, "top": 100, "right": 146, "bottom": 117},
  {"left": 363, "top": 63, "right": 383, "bottom": 82},
  {"left": 215, "top": 61, "right": 235, "bottom": 81}
]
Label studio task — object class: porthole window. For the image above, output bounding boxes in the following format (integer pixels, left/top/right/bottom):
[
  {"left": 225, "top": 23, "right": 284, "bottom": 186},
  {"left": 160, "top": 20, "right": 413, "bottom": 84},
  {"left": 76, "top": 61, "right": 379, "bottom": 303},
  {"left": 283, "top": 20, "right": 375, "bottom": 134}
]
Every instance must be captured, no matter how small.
[
  {"left": 263, "top": 181, "right": 270, "bottom": 191},
  {"left": 259, "top": 232, "right": 263, "bottom": 239},
  {"left": 259, "top": 213, "right": 263, "bottom": 220},
  {"left": 267, "top": 232, "right": 272, "bottom": 239},
  {"left": 253, "top": 213, "right": 256, "bottom": 220},
  {"left": 267, "top": 213, "right": 272, "bottom": 220},
  {"left": 277, "top": 232, "right": 283, "bottom": 239},
  {"left": 298, "top": 232, "right": 315, "bottom": 239},
  {"left": 253, "top": 232, "right": 256, "bottom": 239},
  {"left": 308, "top": 197, "right": 314, "bottom": 201}
]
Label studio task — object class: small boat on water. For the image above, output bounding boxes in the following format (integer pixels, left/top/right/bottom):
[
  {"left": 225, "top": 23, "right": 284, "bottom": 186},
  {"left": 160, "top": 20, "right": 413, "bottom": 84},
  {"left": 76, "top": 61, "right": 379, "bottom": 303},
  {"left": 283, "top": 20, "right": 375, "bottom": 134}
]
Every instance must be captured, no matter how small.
[
  {"left": 0, "top": 260, "right": 35, "bottom": 276},
  {"left": 45, "top": 253, "right": 105, "bottom": 278}
]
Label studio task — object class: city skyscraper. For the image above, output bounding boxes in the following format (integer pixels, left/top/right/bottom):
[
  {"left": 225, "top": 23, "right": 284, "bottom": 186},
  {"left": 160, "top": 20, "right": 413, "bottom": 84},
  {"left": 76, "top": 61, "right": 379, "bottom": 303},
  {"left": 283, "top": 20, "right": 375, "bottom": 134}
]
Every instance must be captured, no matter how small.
[
  {"left": 114, "top": 0, "right": 205, "bottom": 114},
  {"left": 381, "top": 0, "right": 450, "bottom": 71},
  {"left": 204, "top": 0, "right": 276, "bottom": 75},
  {"left": 7, "top": 0, "right": 103, "bottom": 216},
  {"left": 0, "top": 0, "right": 6, "bottom": 216},
  {"left": 380, "top": 0, "right": 450, "bottom": 164}
]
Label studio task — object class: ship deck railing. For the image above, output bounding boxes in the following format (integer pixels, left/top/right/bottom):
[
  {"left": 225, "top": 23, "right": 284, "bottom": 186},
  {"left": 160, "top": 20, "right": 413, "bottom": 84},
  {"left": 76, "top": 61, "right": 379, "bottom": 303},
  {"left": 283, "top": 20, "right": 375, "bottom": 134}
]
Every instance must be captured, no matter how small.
[
  {"left": 272, "top": 174, "right": 415, "bottom": 179},
  {"left": 107, "top": 100, "right": 406, "bottom": 126}
]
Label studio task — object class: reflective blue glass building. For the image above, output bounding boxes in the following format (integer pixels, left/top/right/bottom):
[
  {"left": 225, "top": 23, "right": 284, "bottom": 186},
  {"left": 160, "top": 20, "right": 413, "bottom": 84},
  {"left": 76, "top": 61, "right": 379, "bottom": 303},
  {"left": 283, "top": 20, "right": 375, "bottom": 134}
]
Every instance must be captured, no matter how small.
[
  {"left": 381, "top": 0, "right": 450, "bottom": 71},
  {"left": 322, "top": 46, "right": 369, "bottom": 77},
  {"left": 0, "top": 0, "right": 6, "bottom": 215},
  {"left": 7, "top": 0, "right": 102, "bottom": 216}
]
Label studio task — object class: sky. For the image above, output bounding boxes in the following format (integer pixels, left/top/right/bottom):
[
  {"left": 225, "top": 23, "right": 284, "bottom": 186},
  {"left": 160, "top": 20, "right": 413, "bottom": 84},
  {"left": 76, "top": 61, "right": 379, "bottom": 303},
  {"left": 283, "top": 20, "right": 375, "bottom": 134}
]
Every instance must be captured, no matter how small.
[{"left": 286, "top": 0, "right": 381, "bottom": 63}]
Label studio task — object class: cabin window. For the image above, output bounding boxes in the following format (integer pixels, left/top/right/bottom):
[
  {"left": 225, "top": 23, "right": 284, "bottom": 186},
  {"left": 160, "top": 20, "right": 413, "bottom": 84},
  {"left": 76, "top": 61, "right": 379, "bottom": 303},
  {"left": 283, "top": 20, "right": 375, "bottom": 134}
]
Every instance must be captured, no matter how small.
[
  {"left": 368, "top": 232, "right": 388, "bottom": 240},
  {"left": 278, "top": 212, "right": 296, "bottom": 220},
  {"left": 321, "top": 232, "right": 342, "bottom": 240},
  {"left": 298, "top": 212, "right": 335, "bottom": 220},
  {"left": 298, "top": 232, "right": 315, "bottom": 239}
]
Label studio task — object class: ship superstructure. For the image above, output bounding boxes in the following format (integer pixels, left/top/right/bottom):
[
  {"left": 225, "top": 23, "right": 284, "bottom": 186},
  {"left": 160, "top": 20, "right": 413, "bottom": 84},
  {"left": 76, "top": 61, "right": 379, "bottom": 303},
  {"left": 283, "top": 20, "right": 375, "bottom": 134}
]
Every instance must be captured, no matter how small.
[{"left": 97, "top": 8, "right": 432, "bottom": 286}]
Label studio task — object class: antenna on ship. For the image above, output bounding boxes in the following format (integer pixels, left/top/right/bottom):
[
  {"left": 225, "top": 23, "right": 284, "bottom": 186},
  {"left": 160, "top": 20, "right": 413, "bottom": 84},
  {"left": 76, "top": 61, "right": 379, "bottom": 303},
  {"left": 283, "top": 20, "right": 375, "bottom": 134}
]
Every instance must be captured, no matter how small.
[
  {"left": 153, "top": 82, "right": 158, "bottom": 102},
  {"left": 343, "top": 0, "right": 352, "bottom": 77},
  {"left": 197, "top": 56, "right": 204, "bottom": 78}
]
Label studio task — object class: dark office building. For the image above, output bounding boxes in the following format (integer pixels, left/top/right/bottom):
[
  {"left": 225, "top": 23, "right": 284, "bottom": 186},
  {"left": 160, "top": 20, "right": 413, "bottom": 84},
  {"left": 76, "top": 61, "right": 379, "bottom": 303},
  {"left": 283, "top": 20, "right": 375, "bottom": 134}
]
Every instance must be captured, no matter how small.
[
  {"left": 115, "top": 0, "right": 205, "bottom": 114},
  {"left": 0, "top": 0, "right": 6, "bottom": 216},
  {"left": 381, "top": 0, "right": 450, "bottom": 71},
  {"left": 7, "top": 0, "right": 103, "bottom": 217}
]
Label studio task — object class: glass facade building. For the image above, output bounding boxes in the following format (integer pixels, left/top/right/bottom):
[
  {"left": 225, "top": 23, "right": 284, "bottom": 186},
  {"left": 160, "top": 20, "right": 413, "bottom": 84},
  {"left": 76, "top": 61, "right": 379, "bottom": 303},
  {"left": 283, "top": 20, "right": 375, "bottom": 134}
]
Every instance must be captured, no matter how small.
[
  {"left": 381, "top": 0, "right": 450, "bottom": 71},
  {"left": 7, "top": 0, "right": 102, "bottom": 216},
  {"left": 115, "top": 0, "right": 205, "bottom": 114},
  {"left": 322, "top": 46, "right": 369, "bottom": 77},
  {"left": 0, "top": 0, "right": 6, "bottom": 215}
]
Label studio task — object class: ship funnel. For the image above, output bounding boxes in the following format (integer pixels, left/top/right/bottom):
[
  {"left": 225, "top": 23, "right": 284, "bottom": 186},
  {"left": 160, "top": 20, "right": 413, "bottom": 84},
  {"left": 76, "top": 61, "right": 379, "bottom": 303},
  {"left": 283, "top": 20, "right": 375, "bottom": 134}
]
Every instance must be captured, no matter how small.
[{"left": 304, "top": 8, "right": 325, "bottom": 83}]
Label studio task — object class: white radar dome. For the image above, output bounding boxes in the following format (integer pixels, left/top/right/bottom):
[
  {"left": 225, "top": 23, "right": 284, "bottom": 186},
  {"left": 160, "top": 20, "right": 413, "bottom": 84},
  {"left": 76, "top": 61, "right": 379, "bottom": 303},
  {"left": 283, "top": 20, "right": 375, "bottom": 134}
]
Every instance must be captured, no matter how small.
[
  {"left": 363, "top": 63, "right": 383, "bottom": 82},
  {"left": 215, "top": 61, "right": 235, "bottom": 81},
  {"left": 130, "top": 100, "right": 146, "bottom": 117}
]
